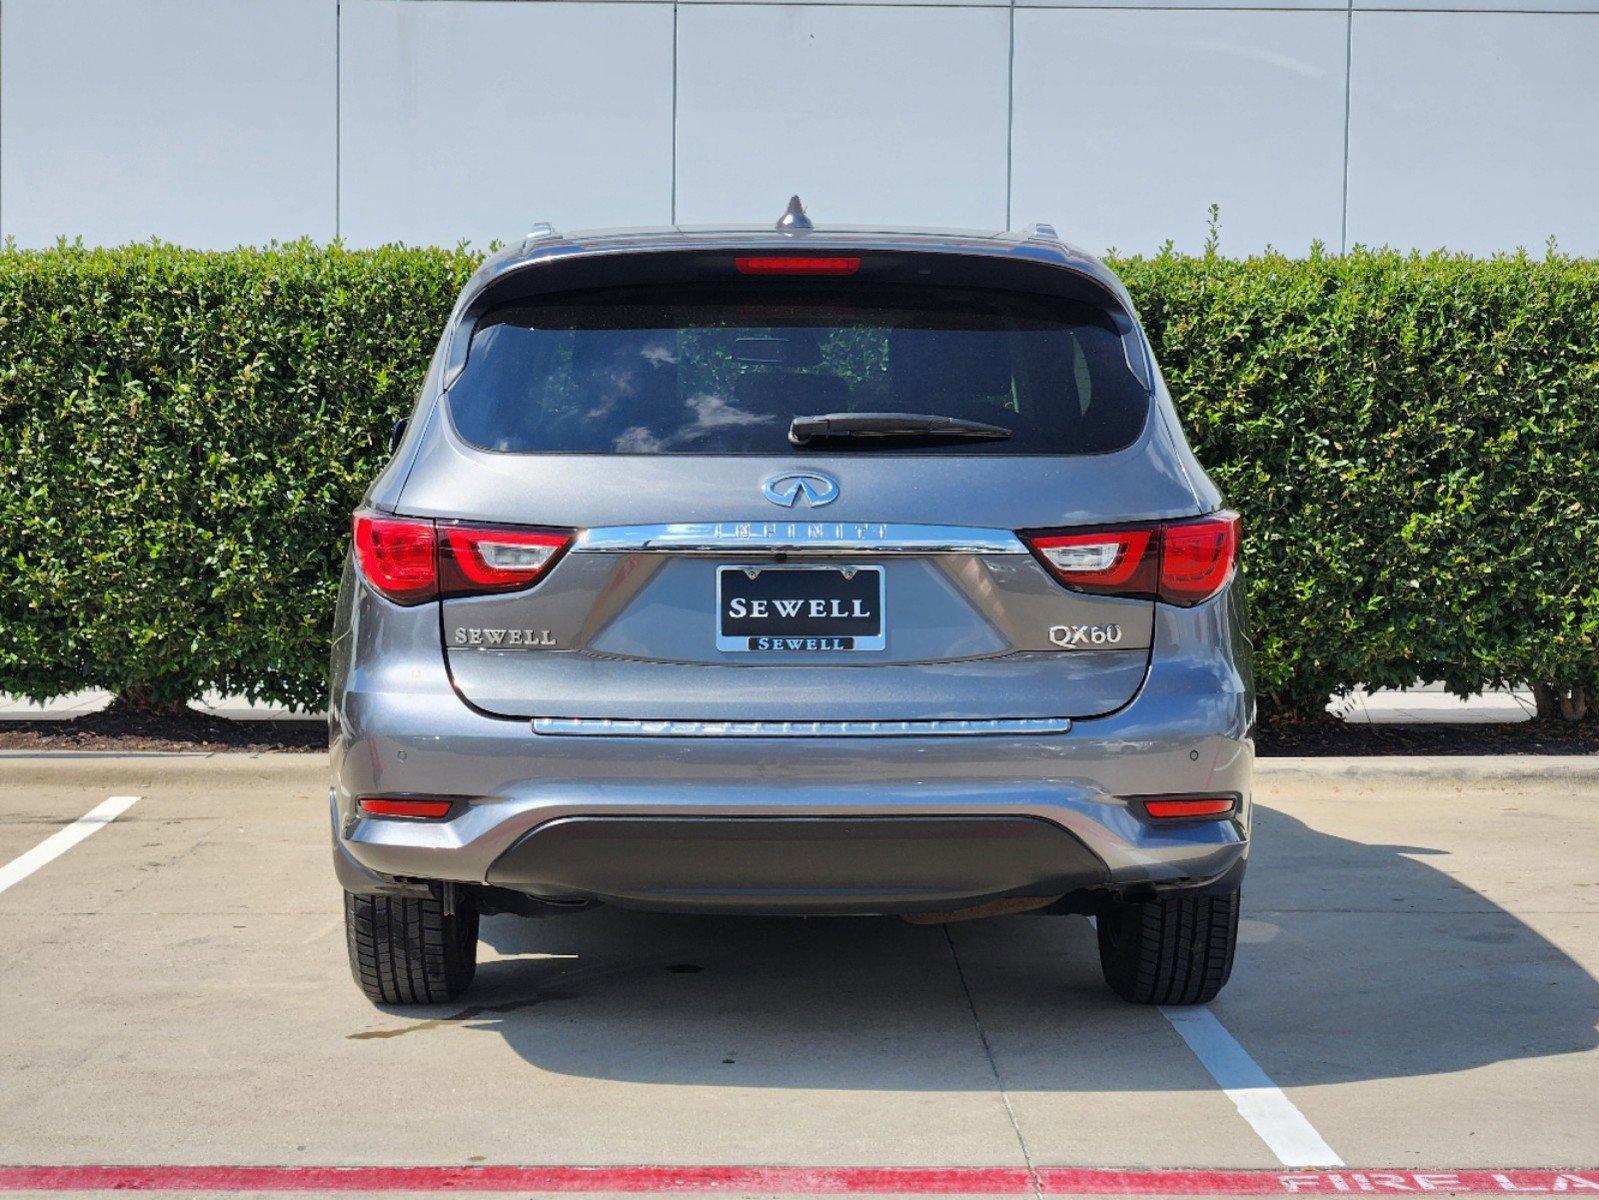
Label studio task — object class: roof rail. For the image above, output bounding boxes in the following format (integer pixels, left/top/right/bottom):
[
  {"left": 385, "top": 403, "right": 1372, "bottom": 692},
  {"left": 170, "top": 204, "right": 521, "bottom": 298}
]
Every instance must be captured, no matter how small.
[{"left": 521, "top": 222, "right": 560, "bottom": 248}]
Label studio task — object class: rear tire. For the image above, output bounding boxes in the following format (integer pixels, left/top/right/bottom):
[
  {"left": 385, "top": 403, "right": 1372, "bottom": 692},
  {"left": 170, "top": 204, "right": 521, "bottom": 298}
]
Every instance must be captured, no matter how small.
[
  {"left": 344, "top": 890, "right": 478, "bottom": 1005},
  {"left": 1097, "top": 888, "right": 1239, "bottom": 1005}
]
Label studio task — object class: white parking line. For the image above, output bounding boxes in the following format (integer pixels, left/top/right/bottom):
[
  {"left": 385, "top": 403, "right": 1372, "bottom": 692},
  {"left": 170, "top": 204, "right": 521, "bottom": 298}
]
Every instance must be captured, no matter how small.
[
  {"left": 1160, "top": 1005, "right": 1344, "bottom": 1168},
  {"left": 0, "top": 795, "right": 141, "bottom": 897}
]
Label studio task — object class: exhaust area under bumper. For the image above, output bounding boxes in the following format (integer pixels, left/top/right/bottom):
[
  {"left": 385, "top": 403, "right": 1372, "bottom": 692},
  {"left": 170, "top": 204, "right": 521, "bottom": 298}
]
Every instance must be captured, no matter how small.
[{"left": 481, "top": 814, "right": 1111, "bottom": 915}]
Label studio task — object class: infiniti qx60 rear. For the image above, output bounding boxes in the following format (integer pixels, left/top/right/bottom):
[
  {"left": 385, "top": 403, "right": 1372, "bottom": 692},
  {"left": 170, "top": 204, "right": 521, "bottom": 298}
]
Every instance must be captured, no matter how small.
[{"left": 330, "top": 204, "right": 1252, "bottom": 1008}]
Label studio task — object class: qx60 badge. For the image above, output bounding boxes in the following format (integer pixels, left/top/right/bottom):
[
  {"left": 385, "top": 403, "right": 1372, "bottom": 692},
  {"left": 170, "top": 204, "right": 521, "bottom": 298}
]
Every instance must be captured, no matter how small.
[
  {"left": 762, "top": 471, "right": 839, "bottom": 508},
  {"left": 1050, "top": 623, "right": 1123, "bottom": 648}
]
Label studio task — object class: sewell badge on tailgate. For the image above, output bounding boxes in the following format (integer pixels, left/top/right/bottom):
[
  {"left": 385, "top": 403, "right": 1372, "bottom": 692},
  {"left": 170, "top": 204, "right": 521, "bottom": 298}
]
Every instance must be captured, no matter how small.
[{"left": 451, "top": 627, "right": 558, "bottom": 649}]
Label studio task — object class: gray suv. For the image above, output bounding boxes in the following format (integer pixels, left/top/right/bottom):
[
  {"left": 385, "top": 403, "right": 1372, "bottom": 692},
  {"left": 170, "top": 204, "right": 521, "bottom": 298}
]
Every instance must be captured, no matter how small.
[{"left": 329, "top": 204, "right": 1252, "bottom": 1010}]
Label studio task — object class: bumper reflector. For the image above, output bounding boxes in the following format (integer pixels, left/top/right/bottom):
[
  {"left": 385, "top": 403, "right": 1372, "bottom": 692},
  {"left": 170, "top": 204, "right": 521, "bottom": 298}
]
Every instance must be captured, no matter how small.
[
  {"left": 358, "top": 797, "right": 454, "bottom": 819},
  {"left": 1143, "top": 797, "right": 1236, "bottom": 819}
]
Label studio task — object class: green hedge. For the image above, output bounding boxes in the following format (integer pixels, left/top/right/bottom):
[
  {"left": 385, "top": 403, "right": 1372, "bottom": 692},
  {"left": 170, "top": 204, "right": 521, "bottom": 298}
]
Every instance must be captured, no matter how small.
[
  {"left": 1, "top": 241, "right": 1595, "bottom": 719},
  {"left": 0, "top": 242, "right": 475, "bottom": 712},
  {"left": 1119, "top": 249, "right": 1599, "bottom": 717}
]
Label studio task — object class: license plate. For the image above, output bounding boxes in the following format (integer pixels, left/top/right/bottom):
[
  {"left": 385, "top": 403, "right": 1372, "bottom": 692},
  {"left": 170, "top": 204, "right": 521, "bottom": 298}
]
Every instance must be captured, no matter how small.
[{"left": 716, "top": 565, "right": 885, "bottom": 652}]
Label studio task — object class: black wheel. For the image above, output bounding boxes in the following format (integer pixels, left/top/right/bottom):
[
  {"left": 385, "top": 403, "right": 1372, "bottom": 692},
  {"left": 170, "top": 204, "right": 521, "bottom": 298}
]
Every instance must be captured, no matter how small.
[
  {"left": 1097, "top": 888, "right": 1239, "bottom": 1005},
  {"left": 344, "top": 889, "right": 478, "bottom": 1005}
]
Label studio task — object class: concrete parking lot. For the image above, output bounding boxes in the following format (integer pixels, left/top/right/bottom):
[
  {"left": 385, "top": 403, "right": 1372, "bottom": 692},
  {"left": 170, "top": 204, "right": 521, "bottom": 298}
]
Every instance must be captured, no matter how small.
[{"left": 0, "top": 754, "right": 1595, "bottom": 1198}]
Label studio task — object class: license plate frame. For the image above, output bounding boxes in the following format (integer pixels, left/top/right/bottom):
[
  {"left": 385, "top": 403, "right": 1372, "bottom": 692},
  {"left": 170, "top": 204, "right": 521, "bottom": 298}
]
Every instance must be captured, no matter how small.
[{"left": 716, "top": 564, "right": 886, "bottom": 653}]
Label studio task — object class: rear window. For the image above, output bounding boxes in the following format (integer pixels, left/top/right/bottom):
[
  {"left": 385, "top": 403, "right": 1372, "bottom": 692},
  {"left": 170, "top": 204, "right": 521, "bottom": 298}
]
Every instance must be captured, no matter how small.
[{"left": 445, "top": 284, "right": 1150, "bottom": 455}]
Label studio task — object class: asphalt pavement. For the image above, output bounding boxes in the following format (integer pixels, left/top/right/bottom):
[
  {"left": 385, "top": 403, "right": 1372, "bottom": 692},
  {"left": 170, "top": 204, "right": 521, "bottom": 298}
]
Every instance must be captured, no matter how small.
[{"left": 0, "top": 754, "right": 1594, "bottom": 1198}]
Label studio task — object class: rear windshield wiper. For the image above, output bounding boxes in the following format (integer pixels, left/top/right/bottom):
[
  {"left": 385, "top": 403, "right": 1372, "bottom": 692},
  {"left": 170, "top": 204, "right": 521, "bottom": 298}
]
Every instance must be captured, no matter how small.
[{"left": 789, "top": 412, "right": 1013, "bottom": 447}]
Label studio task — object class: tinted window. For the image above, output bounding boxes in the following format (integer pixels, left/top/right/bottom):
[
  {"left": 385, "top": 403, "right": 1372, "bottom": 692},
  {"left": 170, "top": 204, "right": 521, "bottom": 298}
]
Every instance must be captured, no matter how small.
[{"left": 446, "top": 284, "right": 1149, "bottom": 455}]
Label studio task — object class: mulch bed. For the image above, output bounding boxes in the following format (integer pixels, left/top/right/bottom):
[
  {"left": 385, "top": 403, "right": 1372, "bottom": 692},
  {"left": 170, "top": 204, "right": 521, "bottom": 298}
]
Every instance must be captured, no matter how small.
[
  {"left": 0, "top": 706, "right": 327, "bottom": 753},
  {"left": 0, "top": 707, "right": 1593, "bottom": 756},
  {"left": 1255, "top": 716, "right": 1597, "bottom": 756}
]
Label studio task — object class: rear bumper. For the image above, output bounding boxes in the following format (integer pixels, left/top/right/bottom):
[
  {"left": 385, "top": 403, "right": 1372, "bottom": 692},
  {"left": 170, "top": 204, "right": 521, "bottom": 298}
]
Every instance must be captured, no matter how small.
[
  {"left": 483, "top": 815, "right": 1110, "bottom": 914},
  {"left": 329, "top": 577, "right": 1254, "bottom": 911}
]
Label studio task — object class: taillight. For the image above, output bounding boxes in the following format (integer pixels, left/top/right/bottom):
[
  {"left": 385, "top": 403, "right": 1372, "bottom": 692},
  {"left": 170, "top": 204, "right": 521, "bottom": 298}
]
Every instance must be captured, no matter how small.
[
  {"left": 352, "top": 512, "right": 572, "bottom": 604},
  {"left": 1141, "top": 796, "right": 1237, "bottom": 820},
  {"left": 358, "top": 796, "right": 456, "bottom": 819},
  {"left": 1024, "top": 511, "right": 1239, "bottom": 607},
  {"left": 1159, "top": 513, "right": 1240, "bottom": 606},
  {"left": 352, "top": 513, "right": 437, "bottom": 605},
  {"left": 735, "top": 256, "right": 861, "bottom": 276},
  {"left": 439, "top": 524, "right": 570, "bottom": 597},
  {"left": 1026, "top": 528, "right": 1157, "bottom": 598}
]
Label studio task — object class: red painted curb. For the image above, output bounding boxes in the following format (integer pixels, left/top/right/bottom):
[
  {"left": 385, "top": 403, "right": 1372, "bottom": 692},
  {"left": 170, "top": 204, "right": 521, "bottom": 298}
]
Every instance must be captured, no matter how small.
[{"left": 1, "top": 1167, "right": 1597, "bottom": 1195}]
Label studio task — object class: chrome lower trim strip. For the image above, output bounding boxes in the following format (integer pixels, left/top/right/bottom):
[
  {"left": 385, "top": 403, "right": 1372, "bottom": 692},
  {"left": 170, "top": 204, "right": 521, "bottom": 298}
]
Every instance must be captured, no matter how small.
[
  {"left": 532, "top": 717, "right": 1071, "bottom": 738},
  {"left": 574, "top": 522, "right": 1027, "bottom": 555}
]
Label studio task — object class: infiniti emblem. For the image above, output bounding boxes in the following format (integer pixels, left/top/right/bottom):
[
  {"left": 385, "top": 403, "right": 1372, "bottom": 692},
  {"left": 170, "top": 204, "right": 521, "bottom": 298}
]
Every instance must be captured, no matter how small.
[{"left": 761, "top": 471, "right": 840, "bottom": 508}]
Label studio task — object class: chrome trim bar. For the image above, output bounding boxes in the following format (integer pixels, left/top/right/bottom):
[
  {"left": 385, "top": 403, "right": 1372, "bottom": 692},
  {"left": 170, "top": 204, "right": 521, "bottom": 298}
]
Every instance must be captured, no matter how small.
[
  {"left": 574, "top": 522, "right": 1027, "bottom": 556},
  {"left": 533, "top": 717, "right": 1070, "bottom": 738}
]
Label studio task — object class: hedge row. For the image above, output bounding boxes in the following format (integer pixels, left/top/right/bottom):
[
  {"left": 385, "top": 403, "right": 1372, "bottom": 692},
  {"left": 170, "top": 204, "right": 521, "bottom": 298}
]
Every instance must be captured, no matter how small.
[
  {"left": 0, "top": 243, "right": 474, "bottom": 712},
  {"left": 1, "top": 241, "right": 1595, "bottom": 719}
]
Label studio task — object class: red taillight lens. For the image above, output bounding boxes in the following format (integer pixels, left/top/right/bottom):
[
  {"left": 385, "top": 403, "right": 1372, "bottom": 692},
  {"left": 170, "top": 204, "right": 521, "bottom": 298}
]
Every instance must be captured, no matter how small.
[
  {"left": 439, "top": 525, "right": 571, "bottom": 597},
  {"left": 1024, "top": 511, "right": 1239, "bottom": 606},
  {"left": 1159, "top": 512, "right": 1239, "bottom": 607},
  {"left": 353, "top": 513, "right": 573, "bottom": 604},
  {"left": 1026, "top": 528, "right": 1157, "bottom": 597},
  {"left": 735, "top": 256, "right": 861, "bottom": 276},
  {"left": 352, "top": 513, "right": 438, "bottom": 605},
  {"left": 358, "top": 797, "right": 455, "bottom": 819},
  {"left": 1142, "top": 797, "right": 1237, "bottom": 820}
]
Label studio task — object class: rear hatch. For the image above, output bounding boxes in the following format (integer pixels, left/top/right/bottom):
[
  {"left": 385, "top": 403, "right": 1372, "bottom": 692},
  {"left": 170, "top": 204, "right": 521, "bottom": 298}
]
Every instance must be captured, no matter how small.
[{"left": 397, "top": 248, "right": 1205, "bottom": 722}]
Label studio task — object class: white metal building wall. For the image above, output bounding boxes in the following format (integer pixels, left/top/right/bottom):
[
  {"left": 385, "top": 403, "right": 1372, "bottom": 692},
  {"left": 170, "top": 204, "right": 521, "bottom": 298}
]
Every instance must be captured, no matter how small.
[{"left": 1, "top": 0, "right": 1595, "bottom": 255}]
